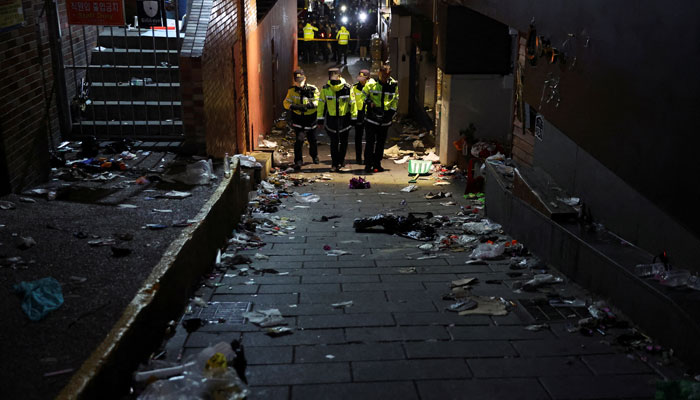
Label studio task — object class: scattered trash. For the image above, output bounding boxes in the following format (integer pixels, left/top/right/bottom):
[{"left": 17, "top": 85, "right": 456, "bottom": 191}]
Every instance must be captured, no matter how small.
[
  {"left": 326, "top": 249, "right": 350, "bottom": 256},
  {"left": 313, "top": 215, "right": 341, "bottom": 222},
  {"left": 557, "top": 197, "right": 580, "bottom": 206},
  {"left": 398, "top": 267, "right": 417, "bottom": 274},
  {"left": 331, "top": 301, "right": 353, "bottom": 309},
  {"left": 182, "top": 318, "right": 206, "bottom": 333},
  {"left": 70, "top": 276, "right": 88, "bottom": 283},
  {"left": 265, "top": 326, "right": 293, "bottom": 337},
  {"left": 260, "top": 140, "right": 278, "bottom": 148},
  {"left": 43, "top": 368, "right": 74, "bottom": 378},
  {"left": 524, "top": 324, "right": 550, "bottom": 332},
  {"left": 146, "top": 224, "right": 168, "bottom": 230},
  {"left": 423, "top": 151, "right": 440, "bottom": 162},
  {"left": 233, "top": 154, "right": 262, "bottom": 169},
  {"left": 451, "top": 278, "right": 477, "bottom": 287},
  {"left": 401, "top": 185, "right": 418, "bottom": 192},
  {"left": 163, "top": 190, "right": 192, "bottom": 199},
  {"left": 17, "top": 236, "right": 37, "bottom": 250},
  {"left": 152, "top": 209, "right": 173, "bottom": 213},
  {"left": 394, "top": 155, "right": 411, "bottom": 164},
  {"left": 425, "top": 192, "right": 450, "bottom": 200},
  {"left": 349, "top": 177, "right": 371, "bottom": 189},
  {"left": 293, "top": 193, "right": 320, "bottom": 203},
  {"left": 463, "top": 220, "right": 502, "bottom": 235},
  {"left": 325, "top": 354, "right": 335, "bottom": 360},
  {"left": 549, "top": 297, "right": 586, "bottom": 308},
  {"left": 353, "top": 212, "right": 436, "bottom": 241},
  {"left": 634, "top": 262, "right": 666, "bottom": 278},
  {"left": 118, "top": 204, "right": 139, "bottom": 209},
  {"left": 446, "top": 299, "right": 478, "bottom": 312},
  {"left": 12, "top": 277, "right": 64, "bottom": 321},
  {"left": 19, "top": 197, "right": 36, "bottom": 203},
  {"left": 242, "top": 309, "right": 285, "bottom": 327},
  {"left": 253, "top": 253, "right": 269, "bottom": 260},
  {"left": 470, "top": 242, "right": 505, "bottom": 259},
  {"left": 521, "top": 274, "right": 564, "bottom": 291},
  {"left": 457, "top": 296, "right": 509, "bottom": 316}
]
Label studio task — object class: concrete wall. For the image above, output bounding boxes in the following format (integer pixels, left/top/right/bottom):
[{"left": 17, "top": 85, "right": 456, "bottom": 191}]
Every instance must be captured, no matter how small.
[
  {"left": 533, "top": 116, "right": 700, "bottom": 273},
  {"left": 438, "top": 73, "right": 514, "bottom": 164},
  {"left": 389, "top": 14, "right": 410, "bottom": 115},
  {"left": 0, "top": 0, "right": 56, "bottom": 194}
]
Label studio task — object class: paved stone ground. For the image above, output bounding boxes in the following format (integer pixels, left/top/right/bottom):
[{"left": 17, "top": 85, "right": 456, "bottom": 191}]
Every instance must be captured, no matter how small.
[{"left": 152, "top": 141, "right": 688, "bottom": 400}]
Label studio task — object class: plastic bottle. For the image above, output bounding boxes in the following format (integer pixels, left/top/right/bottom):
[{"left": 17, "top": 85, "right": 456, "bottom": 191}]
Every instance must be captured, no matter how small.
[
  {"left": 659, "top": 269, "right": 691, "bottom": 288},
  {"left": 634, "top": 262, "right": 666, "bottom": 277},
  {"left": 224, "top": 153, "right": 231, "bottom": 178}
]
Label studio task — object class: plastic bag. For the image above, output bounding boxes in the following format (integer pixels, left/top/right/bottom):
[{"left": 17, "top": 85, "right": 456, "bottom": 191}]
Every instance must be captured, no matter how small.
[
  {"left": 293, "top": 193, "right": 320, "bottom": 203},
  {"left": 463, "top": 220, "right": 502, "bottom": 235},
  {"left": 12, "top": 277, "right": 64, "bottom": 321},
  {"left": 168, "top": 160, "right": 216, "bottom": 185},
  {"left": 470, "top": 243, "right": 505, "bottom": 259}
]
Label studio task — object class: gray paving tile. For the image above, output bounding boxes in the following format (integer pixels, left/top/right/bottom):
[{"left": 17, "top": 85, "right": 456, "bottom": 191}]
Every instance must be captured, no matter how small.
[
  {"left": 393, "top": 312, "right": 491, "bottom": 326},
  {"left": 246, "top": 363, "right": 351, "bottom": 385},
  {"left": 380, "top": 273, "right": 458, "bottom": 282},
  {"left": 291, "top": 382, "right": 419, "bottom": 400},
  {"left": 258, "top": 283, "right": 340, "bottom": 293},
  {"left": 248, "top": 386, "right": 289, "bottom": 400},
  {"left": 375, "top": 258, "right": 449, "bottom": 267},
  {"left": 345, "top": 326, "right": 449, "bottom": 342},
  {"left": 304, "top": 260, "right": 377, "bottom": 268},
  {"left": 253, "top": 303, "right": 344, "bottom": 316},
  {"left": 468, "top": 356, "right": 591, "bottom": 377},
  {"left": 449, "top": 325, "right": 555, "bottom": 341},
  {"left": 404, "top": 340, "right": 517, "bottom": 358},
  {"left": 302, "top": 274, "right": 380, "bottom": 283},
  {"left": 352, "top": 359, "right": 470, "bottom": 381},
  {"left": 512, "top": 338, "right": 616, "bottom": 357},
  {"left": 211, "top": 293, "right": 298, "bottom": 304},
  {"left": 342, "top": 282, "right": 426, "bottom": 291},
  {"left": 417, "top": 378, "right": 550, "bottom": 400},
  {"left": 221, "top": 275, "right": 301, "bottom": 285},
  {"left": 295, "top": 343, "right": 405, "bottom": 363},
  {"left": 214, "top": 284, "right": 259, "bottom": 294},
  {"left": 540, "top": 374, "right": 659, "bottom": 399},
  {"left": 298, "top": 313, "right": 394, "bottom": 329},
  {"left": 346, "top": 299, "right": 437, "bottom": 313},
  {"left": 242, "top": 329, "right": 346, "bottom": 347},
  {"left": 185, "top": 332, "right": 241, "bottom": 348},
  {"left": 245, "top": 346, "right": 294, "bottom": 364},
  {"left": 581, "top": 354, "right": 652, "bottom": 375},
  {"left": 299, "top": 291, "right": 386, "bottom": 304}
]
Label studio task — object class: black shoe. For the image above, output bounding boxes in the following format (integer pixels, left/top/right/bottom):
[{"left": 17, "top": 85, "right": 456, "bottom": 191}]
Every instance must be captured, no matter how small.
[
  {"left": 364, "top": 165, "right": 373, "bottom": 174},
  {"left": 356, "top": 157, "right": 362, "bottom": 165},
  {"left": 374, "top": 166, "right": 385, "bottom": 173},
  {"left": 333, "top": 165, "right": 341, "bottom": 172},
  {"left": 313, "top": 157, "right": 320, "bottom": 164},
  {"left": 293, "top": 162, "right": 302, "bottom": 171}
]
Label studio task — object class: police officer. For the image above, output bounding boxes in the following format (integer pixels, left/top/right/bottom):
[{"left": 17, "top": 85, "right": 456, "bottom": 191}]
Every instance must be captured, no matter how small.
[
  {"left": 318, "top": 68, "right": 357, "bottom": 171},
  {"left": 352, "top": 69, "right": 374, "bottom": 165},
  {"left": 283, "top": 69, "right": 320, "bottom": 170},
  {"left": 302, "top": 22, "right": 318, "bottom": 63},
  {"left": 362, "top": 61, "right": 398, "bottom": 173},
  {"left": 336, "top": 25, "right": 350, "bottom": 65}
]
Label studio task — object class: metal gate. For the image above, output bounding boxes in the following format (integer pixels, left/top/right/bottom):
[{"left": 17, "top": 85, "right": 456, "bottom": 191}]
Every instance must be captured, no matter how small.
[{"left": 57, "top": 0, "right": 186, "bottom": 140}]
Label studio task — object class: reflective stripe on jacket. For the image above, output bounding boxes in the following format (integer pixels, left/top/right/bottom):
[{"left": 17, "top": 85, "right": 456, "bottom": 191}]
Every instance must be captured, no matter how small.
[
  {"left": 284, "top": 84, "right": 320, "bottom": 129},
  {"left": 303, "top": 24, "right": 318, "bottom": 41},
  {"left": 336, "top": 27, "right": 350, "bottom": 45},
  {"left": 352, "top": 78, "right": 375, "bottom": 114},
  {"left": 317, "top": 78, "right": 357, "bottom": 133},
  {"left": 362, "top": 77, "right": 399, "bottom": 126}
]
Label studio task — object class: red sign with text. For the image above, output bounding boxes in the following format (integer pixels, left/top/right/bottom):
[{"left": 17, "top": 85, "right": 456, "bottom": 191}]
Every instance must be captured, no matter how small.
[{"left": 66, "top": 0, "right": 126, "bottom": 26}]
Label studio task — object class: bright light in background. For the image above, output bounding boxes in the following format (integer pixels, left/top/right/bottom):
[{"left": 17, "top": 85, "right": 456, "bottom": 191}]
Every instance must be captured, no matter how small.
[
  {"left": 340, "top": 4, "right": 347, "bottom": 12},
  {"left": 341, "top": 16, "right": 349, "bottom": 24},
  {"left": 359, "top": 12, "right": 367, "bottom": 22}
]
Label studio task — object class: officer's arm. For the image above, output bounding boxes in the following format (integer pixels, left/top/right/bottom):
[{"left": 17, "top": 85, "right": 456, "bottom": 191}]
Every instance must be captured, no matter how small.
[
  {"left": 350, "top": 89, "right": 358, "bottom": 120},
  {"left": 317, "top": 89, "right": 326, "bottom": 122},
  {"left": 283, "top": 89, "right": 292, "bottom": 110},
  {"left": 362, "top": 83, "right": 373, "bottom": 108},
  {"left": 386, "top": 84, "right": 399, "bottom": 119},
  {"left": 310, "top": 86, "right": 320, "bottom": 109}
]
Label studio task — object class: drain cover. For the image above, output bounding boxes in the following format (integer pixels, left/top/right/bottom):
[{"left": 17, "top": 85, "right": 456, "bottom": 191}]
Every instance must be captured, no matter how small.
[
  {"left": 190, "top": 301, "right": 251, "bottom": 324},
  {"left": 520, "top": 299, "right": 589, "bottom": 322}
]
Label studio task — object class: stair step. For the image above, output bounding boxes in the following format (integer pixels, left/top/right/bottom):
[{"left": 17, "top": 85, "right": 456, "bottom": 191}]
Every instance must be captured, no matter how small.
[
  {"left": 97, "top": 28, "right": 183, "bottom": 50},
  {"left": 64, "top": 65, "right": 179, "bottom": 83},
  {"left": 90, "top": 48, "right": 180, "bottom": 67},
  {"left": 83, "top": 100, "right": 181, "bottom": 120},
  {"left": 89, "top": 82, "right": 180, "bottom": 101},
  {"left": 72, "top": 120, "right": 183, "bottom": 138}
]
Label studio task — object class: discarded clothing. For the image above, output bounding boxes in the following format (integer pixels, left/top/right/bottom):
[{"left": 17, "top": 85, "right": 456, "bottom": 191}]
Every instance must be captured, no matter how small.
[
  {"left": 12, "top": 277, "right": 64, "bottom": 321},
  {"left": 353, "top": 213, "right": 436, "bottom": 241}
]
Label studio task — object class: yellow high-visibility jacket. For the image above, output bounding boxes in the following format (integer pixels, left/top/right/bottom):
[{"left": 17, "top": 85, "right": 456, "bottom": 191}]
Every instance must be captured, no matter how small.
[
  {"left": 283, "top": 84, "right": 320, "bottom": 129},
  {"left": 317, "top": 77, "right": 357, "bottom": 133},
  {"left": 336, "top": 26, "right": 350, "bottom": 45},
  {"left": 362, "top": 77, "right": 399, "bottom": 126},
  {"left": 352, "top": 78, "right": 375, "bottom": 114},
  {"left": 303, "top": 23, "right": 318, "bottom": 41}
]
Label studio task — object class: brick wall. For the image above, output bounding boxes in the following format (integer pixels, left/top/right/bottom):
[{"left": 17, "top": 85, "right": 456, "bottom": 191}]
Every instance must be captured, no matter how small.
[
  {"left": 511, "top": 35, "right": 533, "bottom": 167},
  {"left": 0, "top": 0, "right": 55, "bottom": 194},
  {"left": 180, "top": 0, "right": 243, "bottom": 156},
  {"left": 245, "top": 0, "right": 296, "bottom": 149}
]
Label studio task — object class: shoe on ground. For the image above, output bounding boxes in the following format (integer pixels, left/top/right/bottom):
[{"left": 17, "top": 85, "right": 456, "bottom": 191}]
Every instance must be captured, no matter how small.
[
  {"left": 374, "top": 166, "right": 385, "bottom": 173},
  {"left": 333, "top": 165, "right": 341, "bottom": 172},
  {"left": 364, "top": 165, "right": 373, "bottom": 174},
  {"left": 356, "top": 157, "right": 363, "bottom": 165},
  {"left": 339, "top": 165, "right": 351, "bottom": 172},
  {"left": 313, "top": 157, "right": 320, "bottom": 164},
  {"left": 293, "top": 162, "right": 302, "bottom": 171}
]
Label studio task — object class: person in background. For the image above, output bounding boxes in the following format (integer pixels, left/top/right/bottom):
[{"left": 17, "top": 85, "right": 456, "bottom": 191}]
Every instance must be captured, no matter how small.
[
  {"left": 317, "top": 68, "right": 357, "bottom": 171},
  {"left": 352, "top": 69, "right": 374, "bottom": 164},
  {"left": 302, "top": 21, "right": 318, "bottom": 63},
  {"left": 362, "top": 61, "right": 398, "bottom": 173},
  {"left": 283, "top": 69, "right": 321, "bottom": 170},
  {"left": 358, "top": 22, "right": 370, "bottom": 61},
  {"left": 336, "top": 25, "right": 350, "bottom": 65}
]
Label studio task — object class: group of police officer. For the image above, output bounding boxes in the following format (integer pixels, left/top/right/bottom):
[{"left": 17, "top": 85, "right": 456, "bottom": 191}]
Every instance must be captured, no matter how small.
[
  {"left": 302, "top": 22, "right": 351, "bottom": 65},
  {"left": 283, "top": 63, "right": 398, "bottom": 173}
]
